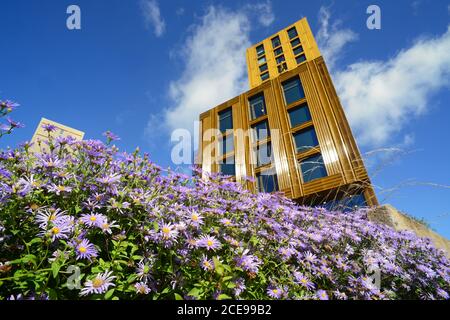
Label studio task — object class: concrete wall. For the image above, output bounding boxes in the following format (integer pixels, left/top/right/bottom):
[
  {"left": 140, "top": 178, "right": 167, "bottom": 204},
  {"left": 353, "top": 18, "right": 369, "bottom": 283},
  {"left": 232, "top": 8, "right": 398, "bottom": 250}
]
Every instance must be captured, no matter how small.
[{"left": 368, "top": 204, "right": 450, "bottom": 257}]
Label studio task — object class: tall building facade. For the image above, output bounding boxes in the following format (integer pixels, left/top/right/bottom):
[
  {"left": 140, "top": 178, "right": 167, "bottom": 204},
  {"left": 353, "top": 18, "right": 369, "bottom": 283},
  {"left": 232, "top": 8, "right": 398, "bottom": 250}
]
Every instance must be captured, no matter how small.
[
  {"left": 198, "top": 18, "right": 378, "bottom": 209},
  {"left": 30, "top": 118, "right": 84, "bottom": 152}
]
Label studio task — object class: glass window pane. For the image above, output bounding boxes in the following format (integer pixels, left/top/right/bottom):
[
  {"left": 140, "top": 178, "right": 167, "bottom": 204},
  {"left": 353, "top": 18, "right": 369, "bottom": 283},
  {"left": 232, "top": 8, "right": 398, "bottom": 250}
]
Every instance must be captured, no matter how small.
[
  {"left": 254, "top": 142, "right": 273, "bottom": 167},
  {"left": 256, "top": 44, "right": 265, "bottom": 56},
  {"left": 256, "top": 169, "right": 279, "bottom": 193},
  {"left": 219, "top": 134, "right": 234, "bottom": 156},
  {"left": 220, "top": 156, "right": 235, "bottom": 176},
  {"left": 291, "top": 38, "right": 301, "bottom": 47},
  {"left": 293, "top": 45, "right": 304, "bottom": 56},
  {"left": 251, "top": 120, "right": 270, "bottom": 142},
  {"left": 249, "top": 94, "right": 266, "bottom": 120},
  {"left": 288, "top": 104, "right": 312, "bottom": 127},
  {"left": 287, "top": 27, "right": 298, "bottom": 39},
  {"left": 218, "top": 108, "right": 233, "bottom": 133},
  {"left": 282, "top": 77, "right": 305, "bottom": 105},
  {"left": 271, "top": 36, "right": 281, "bottom": 48},
  {"left": 258, "top": 56, "right": 266, "bottom": 65},
  {"left": 259, "top": 63, "right": 268, "bottom": 72},
  {"left": 276, "top": 55, "right": 285, "bottom": 64},
  {"left": 274, "top": 47, "right": 283, "bottom": 56},
  {"left": 300, "top": 154, "right": 327, "bottom": 183},
  {"left": 296, "top": 54, "right": 306, "bottom": 64},
  {"left": 293, "top": 127, "right": 319, "bottom": 152},
  {"left": 260, "top": 72, "right": 269, "bottom": 81}
]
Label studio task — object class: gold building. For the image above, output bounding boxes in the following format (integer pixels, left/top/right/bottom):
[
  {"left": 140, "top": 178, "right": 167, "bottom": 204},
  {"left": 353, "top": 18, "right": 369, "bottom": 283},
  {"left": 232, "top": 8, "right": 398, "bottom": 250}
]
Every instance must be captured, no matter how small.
[
  {"left": 198, "top": 18, "right": 378, "bottom": 209},
  {"left": 30, "top": 118, "right": 84, "bottom": 152}
]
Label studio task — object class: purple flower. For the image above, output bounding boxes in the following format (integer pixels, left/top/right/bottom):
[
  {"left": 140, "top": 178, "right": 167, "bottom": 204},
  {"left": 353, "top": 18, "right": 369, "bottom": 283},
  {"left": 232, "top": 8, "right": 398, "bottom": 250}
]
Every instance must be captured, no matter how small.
[
  {"left": 80, "top": 213, "right": 106, "bottom": 228},
  {"left": 197, "top": 235, "right": 221, "bottom": 251},
  {"left": 235, "top": 249, "right": 262, "bottom": 273},
  {"left": 160, "top": 222, "right": 178, "bottom": 241},
  {"left": 233, "top": 278, "right": 246, "bottom": 297},
  {"left": 80, "top": 270, "right": 116, "bottom": 296},
  {"left": 47, "top": 184, "right": 73, "bottom": 195},
  {"left": 103, "top": 131, "right": 120, "bottom": 142},
  {"left": 267, "top": 285, "right": 283, "bottom": 299},
  {"left": 42, "top": 123, "right": 57, "bottom": 132},
  {"left": 134, "top": 282, "right": 150, "bottom": 294},
  {"left": 294, "top": 272, "right": 315, "bottom": 290},
  {"left": 0, "top": 100, "right": 19, "bottom": 112},
  {"left": 187, "top": 211, "right": 204, "bottom": 227},
  {"left": 35, "top": 208, "right": 69, "bottom": 229},
  {"left": 316, "top": 290, "right": 329, "bottom": 300},
  {"left": 200, "top": 255, "right": 214, "bottom": 271},
  {"left": 75, "top": 239, "right": 98, "bottom": 261}
]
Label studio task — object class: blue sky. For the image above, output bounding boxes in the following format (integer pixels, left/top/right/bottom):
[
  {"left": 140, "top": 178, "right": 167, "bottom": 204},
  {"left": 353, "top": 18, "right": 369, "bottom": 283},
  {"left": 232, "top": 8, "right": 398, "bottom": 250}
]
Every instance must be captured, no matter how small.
[{"left": 1, "top": 0, "right": 450, "bottom": 237}]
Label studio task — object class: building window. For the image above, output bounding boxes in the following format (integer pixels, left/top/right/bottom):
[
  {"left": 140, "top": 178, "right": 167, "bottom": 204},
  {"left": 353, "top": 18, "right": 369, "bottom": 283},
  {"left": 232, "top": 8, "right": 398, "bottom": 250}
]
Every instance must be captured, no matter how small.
[
  {"left": 293, "top": 45, "right": 304, "bottom": 56},
  {"left": 293, "top": 127, "right": 319, "bottom": 153},
  {"left": 258, "top": 56, "right": 267, "bottom": 65},
  {"left": 300, "top": 154, "right": 327, "bottom": 183},
  {"left": 271, "top": 36, "right": 281, "bottom": 48},
  {"left": 256, "top": 44, "right": 265, "bottom": 57},
  {"left": 276, "top": 55, "right": 285, "bottom": 64},
  {"left": 249, "top": 94, "right": 267, "bottom": 120},
  {"left": 287, "top": 27, "right": 298, "bottom": 39},
  {"left": 251, "top": 120, "right": 270, "bottom": 142},
  {"left": 254, "top": 142, "right": 273, "bottom": 167},
  {"left": 322, "top": 194, "right": 367, "bottom": 212},
  {"left": 259, "top": 63, "right": 268, "bottom": 73},
  {"left": 296, "top": 54, "right": 306, "bottom": 64},
  {"left": 291, "top": 38, "right": 300, "bottom": 47},
  {"left": 218, "top": 134, "right": 234, "bottom": 156},
  {"left": 218, "top": 108, "right": 233, "bottom": 133},
  {"left": 277, "top": 62, "right": 287, "bottom": 74},
  {"left": 282, "top": 77, "right": 305, "bottom": 105},
  {"left": 274, "top": 47, "right": 283, "bottom": 56},
  {"left": 256, "top": 170, "right": 279, "bottom": 193},
  {"left": 288, "top": 103, "right": 312, "bottom": 128},
  {"left": 220, "top": 156, "right": 235, "bottom": 176},
  {"left": 260, "top": 72, "right": 269, "bottom": 81}
]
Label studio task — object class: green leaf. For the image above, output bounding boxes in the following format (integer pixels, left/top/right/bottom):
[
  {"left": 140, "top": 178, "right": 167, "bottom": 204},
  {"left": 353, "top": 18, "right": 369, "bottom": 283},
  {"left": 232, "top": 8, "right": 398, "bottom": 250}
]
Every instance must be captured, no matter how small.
[
  {"left": 104, "top": 289, "right": 115, "bottom": 299},
  {"left": 51, "top": 262, "right": 60, "bottom": 278},
  {"left": 187, "top": 287, "right": 201, "bottom": 298},
  {"left": 174, "top": 293, "right": 183, "bottom": 300},
  {"left": 218, "top": 294, "right": 232, "bottom": 300}
]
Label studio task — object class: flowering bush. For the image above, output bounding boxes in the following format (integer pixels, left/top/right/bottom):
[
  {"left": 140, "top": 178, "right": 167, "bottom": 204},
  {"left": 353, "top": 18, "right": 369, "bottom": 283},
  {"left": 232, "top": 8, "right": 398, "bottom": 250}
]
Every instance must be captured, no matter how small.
[{"left": 0, "top": 106, "right": 449, "bottom": 300}]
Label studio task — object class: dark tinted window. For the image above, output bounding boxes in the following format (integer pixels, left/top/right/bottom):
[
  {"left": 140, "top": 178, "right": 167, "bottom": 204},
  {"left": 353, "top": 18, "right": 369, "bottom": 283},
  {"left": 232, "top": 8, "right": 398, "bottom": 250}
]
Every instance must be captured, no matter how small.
[
  {"left": 293, "top": 45, "right": 304, "bottom": 56},
  {"left": 254, "top": 142, "right": 273, "bottom": 167},
  {"left": 288, "top": 104, "right": 312, "bottom": 127},
  {"left": 291, "top": 38, "right": 301, "bottom": 47},
  {"left": 282, "top": 77, "right": 305, "bottom": 105},
  {"left": 293, "top": 127, "right": 319, "bottom": 152},
  {"left": 296, "top": 54, "right": 307, "bottom": 64},
  {"left": 249, "top": 94, "right": 266, "bottom": 120},
  {"left": 251, "top": 120, "right": 270, "bottom": 142},
  {"left": 259, "top": 63, "right": 268, "bottom": 72},
  {"left": 260, "top": 72, "right": 269, "bottom": 81},
  {"left": 271, "top": 36, "right": 281, "bottom": 48},
  {"left": 256, "top": 170, "right": 279, "bottom": 192},
  {"left": 220, "top": 156, "right": 235, "bottom": 176},
  {"left": 219, "top": 134, "right": 234, "bottom": 156},
  {"left": 256, "top": 44, "right": 265, "bottom": 56},
  {"left": 274, "top": 47, "right": 283, "bottom": 56},
  {"left": 300, "top": 154, "right": 327, "bottom": 183},
  {"left": 287, "top": 27, "right": 298, "bottom": 39},
  {"left": 218, "top": 108, "right": 233, "bottom": 133}
]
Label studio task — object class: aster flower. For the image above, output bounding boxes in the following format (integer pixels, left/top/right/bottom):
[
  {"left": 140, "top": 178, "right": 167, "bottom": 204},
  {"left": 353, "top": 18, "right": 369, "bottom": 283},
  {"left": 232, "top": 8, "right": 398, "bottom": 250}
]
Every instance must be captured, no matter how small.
[
  {"left": 0, "top": 100, "right": 19, "bottom": 113},
  {"left": 103, "top": 131, "right": 120, "bottom": 142},
  {"left": 200, "top": 255, "right": 214, "bottom": 271},
  {"left": 316, "top": 290, "right": 329, "bottom": 300},
  {"left": 159, "top": 222, "right": 178, "bottom": 241},
  {"left": 96, "top": 173, "right": 122, "bottom": 185},
  {"left": 47, "top": 183, "right": 73, "bottom": 195},
  {"left": 187, "top": 211, "right": 204, "bottom": 227},
  {"left": 75, "top": 239, "right": 98, "bottom": 261},
  {"left": 41, "top": 221, "right": 72, "bottom": 242},
  {"left": 233, "top": 278, "right": 246, "bottom": 297},
  {"left": 197, "top": 235, "right": 221, "bottom": 251},
  {"left": 80, "top": 213, "right": 106, "bottom": 228},
  {"left": 294, "top": 272, "right": 315, "bottom": 290},
  {"left": 35, "top": 208, "right": 68, "bottom": 229},
  {"left": 80, "top": 270, "right": 116, "bottom": 296},
  {"left": 235, "top": 249, "right": 262, "bottom": 273},
  {"left": 219, "top": 218, "right": 234, "bottom": 227},
  {"left": 134, "top": 282, "right": 150, "bottom": 294},
  {"left": 267, "top": 285, "right": 283, "bottom": 299},
  {"left": 42, "top": 123, "right": 57, "bottom": 132},
  {"left": 99, "top": 219, "right": 119, "bottom": 234}
]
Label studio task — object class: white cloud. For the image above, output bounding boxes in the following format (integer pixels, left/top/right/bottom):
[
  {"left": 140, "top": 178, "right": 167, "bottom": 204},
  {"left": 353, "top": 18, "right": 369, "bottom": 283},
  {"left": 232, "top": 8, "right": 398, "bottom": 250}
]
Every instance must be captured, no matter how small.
[
  {"left": 246, "top": 0, "right": 275, "bottom": 27},
  {"left": 316, "top": 6, "right": 358, "bottom": 70},
  {"left": 156, "top": 6, "right": 252, "bottom": 133},
  {"left": 141, "top": 0, "right": 166, "bottom": 37},
  {"left": 317, "top": 6, "right": 450, "bottom": 147}
]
